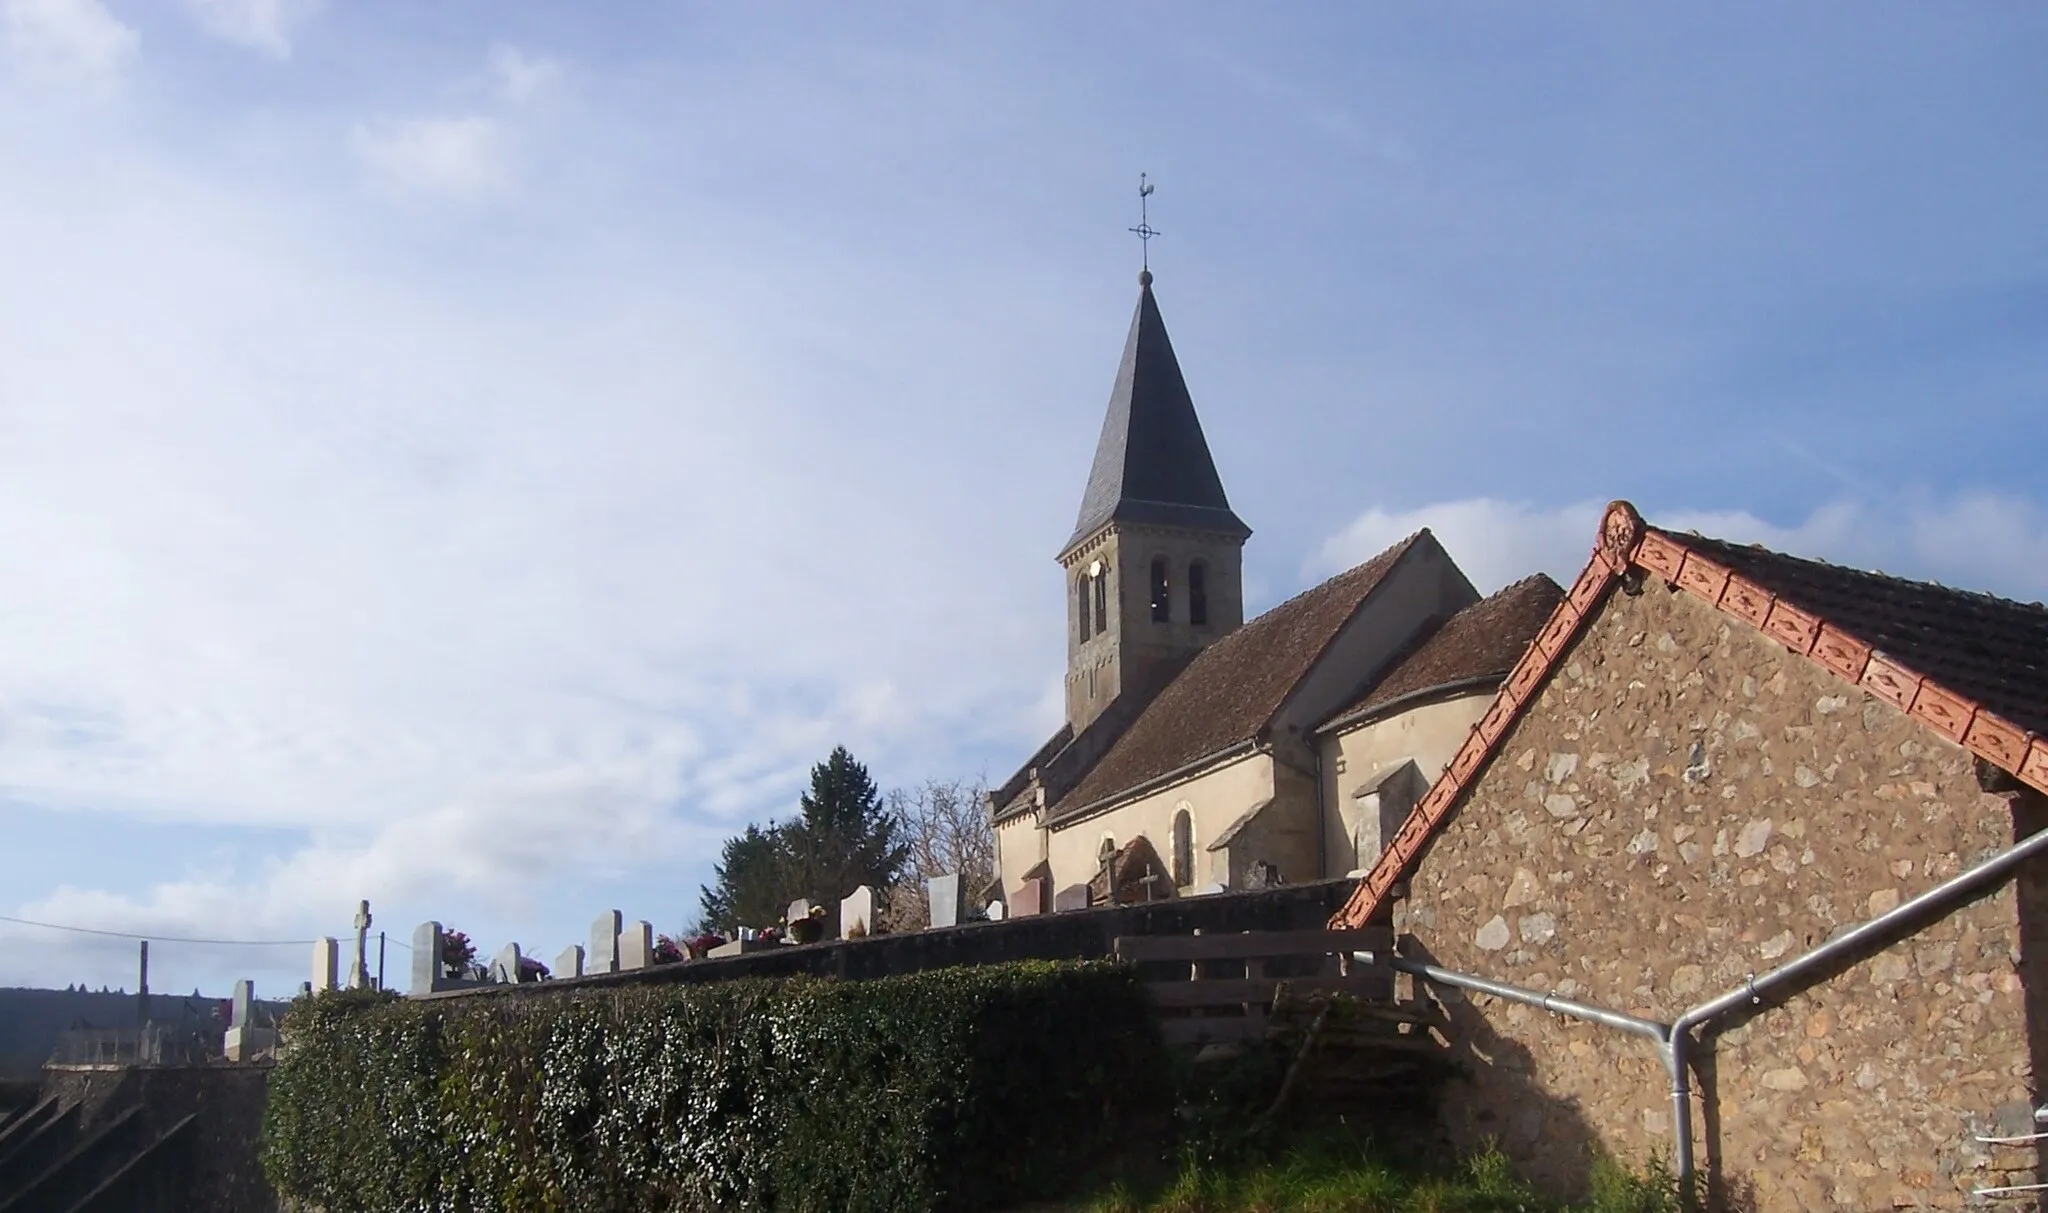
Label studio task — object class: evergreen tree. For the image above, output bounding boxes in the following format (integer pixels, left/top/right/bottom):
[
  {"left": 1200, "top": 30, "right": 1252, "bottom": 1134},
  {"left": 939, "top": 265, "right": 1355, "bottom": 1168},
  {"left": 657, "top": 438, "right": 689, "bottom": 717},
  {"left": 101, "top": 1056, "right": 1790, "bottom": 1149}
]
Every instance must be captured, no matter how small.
[
  {"left": 784, "top": 746, "right": 910, "bottom": 917},
  {"left": 696, "top": 823, "right": 796, "bottom": 934}
]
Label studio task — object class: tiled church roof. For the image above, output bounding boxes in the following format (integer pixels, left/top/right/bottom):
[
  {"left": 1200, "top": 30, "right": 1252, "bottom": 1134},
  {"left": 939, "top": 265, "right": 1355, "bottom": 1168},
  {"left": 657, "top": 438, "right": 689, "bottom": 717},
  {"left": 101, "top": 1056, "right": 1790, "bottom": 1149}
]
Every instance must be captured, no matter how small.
[
  {"left": 1051, "top": 530, "right": 1427, "bottom": 822},
  {"left": 1320, "top": 573, "right": 1565, "bottom": 730},
  {"left": 1332, "top": 501, "right": 2048, "bottom": 930}
]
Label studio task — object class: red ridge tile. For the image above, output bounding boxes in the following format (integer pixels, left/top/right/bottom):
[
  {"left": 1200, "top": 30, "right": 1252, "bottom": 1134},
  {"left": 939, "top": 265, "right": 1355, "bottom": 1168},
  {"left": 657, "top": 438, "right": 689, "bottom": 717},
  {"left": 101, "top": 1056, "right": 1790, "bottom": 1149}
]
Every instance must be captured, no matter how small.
[
  {"left": 2023, "top": 740, "right": 2048, "bottom": 794},
  {"left": 1909, "top": 681, "right": 1975, "bottom": 744},
  {"left": 1861, "top": 655, "right": 1921, "bottom": 710},
  {"left": 1811, "top": 625, "right": 1873, "bottom": 684},
  {"left": 1719, "top": 575, "right": 1774, "bottom": 627},
  {"left": 1761, "top": 600, "right": 1822, "bottom": 655},
  {"left": 1675, "top": 554, "right": 1732, "bottom": 605},
  {"left": 1635, "top": 531, "right": 1685, "bottom": 581},
  {"left": 1964, "top": 712, "right": 2031, "bottom": 773}
]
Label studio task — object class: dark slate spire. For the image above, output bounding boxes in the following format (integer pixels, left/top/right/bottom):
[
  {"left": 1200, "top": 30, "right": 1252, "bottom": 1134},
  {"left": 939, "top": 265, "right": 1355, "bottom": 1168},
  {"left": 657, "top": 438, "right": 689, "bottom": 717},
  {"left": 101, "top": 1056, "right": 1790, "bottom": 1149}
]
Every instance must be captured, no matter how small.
[{"left": 1061, "top": 272, "right": 1250, "bottom": 559}]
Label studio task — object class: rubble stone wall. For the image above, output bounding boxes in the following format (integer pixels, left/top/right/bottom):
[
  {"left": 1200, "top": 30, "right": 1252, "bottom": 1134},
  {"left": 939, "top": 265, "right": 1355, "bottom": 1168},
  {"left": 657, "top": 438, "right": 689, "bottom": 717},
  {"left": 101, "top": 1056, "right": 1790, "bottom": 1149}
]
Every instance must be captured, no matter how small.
[{"left": 1397, "top": 574, "right": 2048, "bottom": 1210}]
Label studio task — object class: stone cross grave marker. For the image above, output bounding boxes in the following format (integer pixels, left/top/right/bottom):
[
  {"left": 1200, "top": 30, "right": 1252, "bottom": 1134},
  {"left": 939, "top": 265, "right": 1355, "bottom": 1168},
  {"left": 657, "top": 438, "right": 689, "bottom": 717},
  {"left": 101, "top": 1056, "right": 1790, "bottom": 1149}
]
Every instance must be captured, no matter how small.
[
  {"left": 231, "top": 979, "right": 253, "bottom": 1029},
  {"left": 410, "top": 921, "right": 444, "bottom": 995},
  {"left": 350, "top": 900, "right": 373, "bottom": 989},
  {"left": 927, "top": 873, "right": 963, "bottom": 929},
  {"left": 839, "top": 886, "right": 874, "bottom": 939},
  {"left": 554, "top": 944, "right": 584, "bottom": 980},
  {"left": 490, "top": 943, "right": 522, "bottom": 984},
  {"left": 589, "top": 910, "right": 622, "bottom": 975},
  {"left": 311, "top": 937, "right": 338, "bottom": 993},
  {"left": 619, "top": 920, "right": 653, "bottom": 970}
]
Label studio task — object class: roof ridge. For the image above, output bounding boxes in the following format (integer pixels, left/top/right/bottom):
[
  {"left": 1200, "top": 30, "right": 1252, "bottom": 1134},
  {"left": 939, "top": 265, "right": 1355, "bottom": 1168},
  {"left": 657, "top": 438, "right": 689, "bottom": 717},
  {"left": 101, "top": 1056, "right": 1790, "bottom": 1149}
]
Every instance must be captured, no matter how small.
[
  {"left": 1661, "top": 526, "right": 2048, "bottom": 616},
  {"left": 1331, "top": 501, "right": 2048, "bottom": 931}
]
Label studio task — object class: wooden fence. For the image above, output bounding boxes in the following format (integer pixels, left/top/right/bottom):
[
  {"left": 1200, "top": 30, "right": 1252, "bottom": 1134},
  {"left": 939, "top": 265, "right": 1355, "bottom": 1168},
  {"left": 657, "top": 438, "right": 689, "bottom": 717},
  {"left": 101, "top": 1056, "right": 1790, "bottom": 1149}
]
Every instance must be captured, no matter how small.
[{"left": 1114, "top": 927, "right": 1394, "bottom": 1046}]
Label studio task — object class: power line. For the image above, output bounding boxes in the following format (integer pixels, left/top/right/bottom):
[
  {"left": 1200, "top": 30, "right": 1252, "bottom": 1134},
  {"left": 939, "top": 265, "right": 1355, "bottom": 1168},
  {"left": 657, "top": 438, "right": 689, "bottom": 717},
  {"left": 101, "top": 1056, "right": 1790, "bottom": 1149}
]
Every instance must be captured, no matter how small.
[{"left": 0, "top": 913, "right": 318, "bottom": 947}]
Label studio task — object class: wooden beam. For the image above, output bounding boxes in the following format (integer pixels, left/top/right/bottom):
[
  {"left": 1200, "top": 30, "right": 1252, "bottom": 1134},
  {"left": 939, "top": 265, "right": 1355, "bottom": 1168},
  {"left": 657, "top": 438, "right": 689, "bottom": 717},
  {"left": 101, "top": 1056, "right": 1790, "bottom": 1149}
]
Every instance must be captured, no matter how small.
[{"left": 1113, "top": 928, "right": 1391, "bottom": 963}]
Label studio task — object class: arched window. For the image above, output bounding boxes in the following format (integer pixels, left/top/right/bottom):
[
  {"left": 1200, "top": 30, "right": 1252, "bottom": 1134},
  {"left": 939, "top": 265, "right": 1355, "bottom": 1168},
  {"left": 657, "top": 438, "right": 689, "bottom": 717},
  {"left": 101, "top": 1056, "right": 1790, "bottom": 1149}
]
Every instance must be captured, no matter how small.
[
  {"left": 1076, "top": 576, "right": 1091, "bottom": 642},
  {"left": 1188, "top": 560, "right": 1209, "bottom": 626},
  {"left": 1150, "top": 557, "right": 1170, "bottom": 623},
  {"left": 1092, "top": 568, "right": 1109, "bottom": 637},
  {"left": 1171, "top": 807, "right": 1193, "bottom": 887}
]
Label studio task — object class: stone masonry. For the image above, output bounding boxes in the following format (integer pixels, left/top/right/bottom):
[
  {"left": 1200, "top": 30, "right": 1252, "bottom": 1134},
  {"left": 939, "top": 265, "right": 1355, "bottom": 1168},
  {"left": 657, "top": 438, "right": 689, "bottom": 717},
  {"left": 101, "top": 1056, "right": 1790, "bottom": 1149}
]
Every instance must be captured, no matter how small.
[{"left": 1396, "top": 574, "right": 2047, "bottom": 1210}]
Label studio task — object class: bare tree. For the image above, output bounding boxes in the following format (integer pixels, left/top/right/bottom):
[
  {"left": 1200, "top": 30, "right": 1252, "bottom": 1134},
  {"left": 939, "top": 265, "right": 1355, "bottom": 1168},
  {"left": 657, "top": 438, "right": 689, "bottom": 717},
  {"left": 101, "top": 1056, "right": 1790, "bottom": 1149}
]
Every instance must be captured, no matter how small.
[{"left": 879, "top": 777, "right": 994, "bottom": 933}]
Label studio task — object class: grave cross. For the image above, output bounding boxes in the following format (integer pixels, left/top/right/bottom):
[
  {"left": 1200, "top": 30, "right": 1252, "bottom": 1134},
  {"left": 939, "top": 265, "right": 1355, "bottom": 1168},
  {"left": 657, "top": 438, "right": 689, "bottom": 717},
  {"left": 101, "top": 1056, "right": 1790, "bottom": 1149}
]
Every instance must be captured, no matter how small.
[{"left": 351, "top": 900, "right": 373, "bottom": 990}]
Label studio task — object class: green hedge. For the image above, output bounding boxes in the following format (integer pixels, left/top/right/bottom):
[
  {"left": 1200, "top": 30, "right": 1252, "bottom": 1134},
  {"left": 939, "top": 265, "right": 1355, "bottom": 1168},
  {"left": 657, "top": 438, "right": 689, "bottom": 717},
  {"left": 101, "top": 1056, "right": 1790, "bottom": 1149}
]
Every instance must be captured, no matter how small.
[{"left": 261, "top": 961, "right": 1169, "bottom": 1213}]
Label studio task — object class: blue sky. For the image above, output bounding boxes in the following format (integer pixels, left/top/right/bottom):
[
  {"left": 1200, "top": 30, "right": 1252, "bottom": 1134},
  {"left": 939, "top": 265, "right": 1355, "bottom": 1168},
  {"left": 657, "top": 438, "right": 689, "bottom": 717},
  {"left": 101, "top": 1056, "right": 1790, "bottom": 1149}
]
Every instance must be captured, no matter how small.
[{"left": 1, "top": 1, "right": 2043, "bottom": 997}]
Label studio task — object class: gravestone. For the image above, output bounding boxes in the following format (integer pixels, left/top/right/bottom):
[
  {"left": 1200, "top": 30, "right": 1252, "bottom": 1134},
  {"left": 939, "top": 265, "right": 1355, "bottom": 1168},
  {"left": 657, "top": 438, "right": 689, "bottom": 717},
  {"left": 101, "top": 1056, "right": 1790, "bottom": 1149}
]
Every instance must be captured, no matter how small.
[
  {"left": 619, "top": 920, "right": 653, "bottom": 970},
  {"left": 1053, "top": 884, "right": 1091, "bottom": 913},
  {"left": 311, "top": 938, "right": 338, "bottom": 992},
  {"left": 222, "top": 979, "right": 274, "bottom": 1061},
  {"left": 589, "top": 910, "right": 622, "bottom": 975},
  {"left": 986, "top": 900, "right": 1007, "bottom": 922},
  {"left": 708, "top": 938, "right": 781, "bottom": 959},
  {"left": 490, "top": 943, "right": 522, "bottom": 984},
  {"left": 839, "top": 886, "right": 875, "bottom": 939},
  {"left": 554, "top": 944, "right": 584, "bottom": 980},
  {"left": 410, "top": 921, "right": 444, "bottom": 995},
  {"left": 1013, "top": 877, "right": 1044, "bottom": 917},
  {"left": 927, "top": 873, "right": 963, "bottom": 928},
  {"left": 786, "top": 898, "right": 812, "bottom": 925}
]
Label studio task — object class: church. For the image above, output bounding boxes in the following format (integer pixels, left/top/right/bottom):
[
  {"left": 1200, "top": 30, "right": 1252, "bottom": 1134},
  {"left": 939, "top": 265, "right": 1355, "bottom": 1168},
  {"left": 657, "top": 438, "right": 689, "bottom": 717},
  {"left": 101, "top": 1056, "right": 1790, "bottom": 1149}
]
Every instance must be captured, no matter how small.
[{"left": 988, "top": 267, "right": 1561, "bottom": 913}]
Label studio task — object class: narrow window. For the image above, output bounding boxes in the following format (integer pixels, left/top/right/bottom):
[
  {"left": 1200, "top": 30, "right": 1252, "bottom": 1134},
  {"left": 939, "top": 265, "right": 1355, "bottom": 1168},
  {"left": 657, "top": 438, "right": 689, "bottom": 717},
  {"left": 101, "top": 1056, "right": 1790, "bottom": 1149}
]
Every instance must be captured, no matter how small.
[
  {"left": 1188, "top": 561, "right": 1209, "bottom": 626},
  {"left": 1171, "top": 809, "right": 1193, "bottom": 887},
  {"left": 1076, "top": 576, "right": 1091, "bottom": 642},
  {"left": 1150, "top": 557, "right": 1170, "bottom": 623},
  {"left": 1092, "top": 569, "right": 1109, "bottom": 637}
]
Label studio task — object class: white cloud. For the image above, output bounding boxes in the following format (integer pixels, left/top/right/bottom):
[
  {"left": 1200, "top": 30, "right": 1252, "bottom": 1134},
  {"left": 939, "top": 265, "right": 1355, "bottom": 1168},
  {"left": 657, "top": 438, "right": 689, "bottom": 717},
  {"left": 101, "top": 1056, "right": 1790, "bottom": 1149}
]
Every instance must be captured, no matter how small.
[
  {"left": 179, "top": 0, "right": 317, "bottom": 59},
  {"left": 349, "top": 113, "right": 509, "bottom": 200},
  {"left": 0, "top": 0, "right": 137, "bottom": 92},
  {"left": 488, "top": 44, "right": 559, "bottom": 104},
  {"left": 1314, "top": 495, "right": 2048, "bottom": 606}
]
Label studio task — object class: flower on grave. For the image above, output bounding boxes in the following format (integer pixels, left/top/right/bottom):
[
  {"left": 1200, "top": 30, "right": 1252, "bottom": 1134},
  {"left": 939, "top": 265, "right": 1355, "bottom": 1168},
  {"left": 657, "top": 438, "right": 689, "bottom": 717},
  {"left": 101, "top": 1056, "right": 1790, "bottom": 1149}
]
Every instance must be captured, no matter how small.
[
  {"left": 652, "top": 934, "right": 685, "bottom": 965},
  {"left": 518, "top": 956, "right": 551, "bottom": 982},
  {"left": 440, "top": 930, "right": 476, "bottom": 976},
  {"left": 684, "top": 933, "right": 726, "bottom": 959},
  {"left": 758, "top": 925, "right": 784, "bottom": 944}
]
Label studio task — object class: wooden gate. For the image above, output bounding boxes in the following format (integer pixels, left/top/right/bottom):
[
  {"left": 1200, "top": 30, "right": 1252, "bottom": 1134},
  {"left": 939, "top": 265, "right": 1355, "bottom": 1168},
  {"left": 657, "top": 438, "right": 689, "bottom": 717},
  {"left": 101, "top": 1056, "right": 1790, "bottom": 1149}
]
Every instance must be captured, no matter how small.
[{"left": 1113, "top": 927, "right": 1394, "bottom": 1046}]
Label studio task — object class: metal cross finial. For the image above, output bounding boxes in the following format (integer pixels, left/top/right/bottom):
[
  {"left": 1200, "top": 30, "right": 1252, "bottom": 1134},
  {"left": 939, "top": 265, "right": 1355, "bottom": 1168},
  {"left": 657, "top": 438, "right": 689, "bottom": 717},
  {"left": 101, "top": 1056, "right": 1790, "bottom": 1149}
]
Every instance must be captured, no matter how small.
[{"left": 1128, "top": 172, "right": 1159, "bottom": 274}]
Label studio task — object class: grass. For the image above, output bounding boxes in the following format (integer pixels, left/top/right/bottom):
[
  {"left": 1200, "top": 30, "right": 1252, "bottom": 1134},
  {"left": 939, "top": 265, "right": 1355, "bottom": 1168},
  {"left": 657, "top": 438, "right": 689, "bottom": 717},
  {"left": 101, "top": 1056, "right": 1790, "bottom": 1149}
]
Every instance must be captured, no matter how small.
[{"left": 1066, "top": 1133, "right": 1683, "bottom": 1213}]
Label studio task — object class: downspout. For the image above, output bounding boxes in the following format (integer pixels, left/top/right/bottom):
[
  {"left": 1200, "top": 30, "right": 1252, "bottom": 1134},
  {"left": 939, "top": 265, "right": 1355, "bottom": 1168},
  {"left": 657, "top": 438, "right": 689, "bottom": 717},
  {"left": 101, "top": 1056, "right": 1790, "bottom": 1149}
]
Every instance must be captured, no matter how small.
[{"left": 1388, "top": 820, "right": 2048, "bottom": 1199}]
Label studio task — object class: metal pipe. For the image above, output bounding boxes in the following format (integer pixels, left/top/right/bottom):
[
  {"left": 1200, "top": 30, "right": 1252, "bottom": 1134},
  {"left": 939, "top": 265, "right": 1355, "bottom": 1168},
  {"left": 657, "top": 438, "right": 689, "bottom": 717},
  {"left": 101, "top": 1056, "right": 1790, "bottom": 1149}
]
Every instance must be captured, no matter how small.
[
  {"left": 1664, "top": 822, "right": 2048, "bottom": 1186},
  {"left": 1390, "top": 822, "right": 2048, "bottom": 1202},
  {"left": 1391, "top": 955, "right": 1670, "bottom": 1042}
]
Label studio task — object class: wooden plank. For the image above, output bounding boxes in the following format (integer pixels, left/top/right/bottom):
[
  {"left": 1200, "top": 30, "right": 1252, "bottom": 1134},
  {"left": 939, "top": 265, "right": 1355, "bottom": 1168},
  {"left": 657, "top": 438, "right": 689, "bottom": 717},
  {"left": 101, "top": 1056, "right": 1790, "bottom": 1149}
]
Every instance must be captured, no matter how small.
[
  {"left": 1160, "top": 1017, "right": 1263, "bottom": 1046},
  {"left": 1114, "top": 929, "right": 1392, "bottom": 963},
  {"left": 1145, "top": 976, "right": 1389, "bottom": 1009}
]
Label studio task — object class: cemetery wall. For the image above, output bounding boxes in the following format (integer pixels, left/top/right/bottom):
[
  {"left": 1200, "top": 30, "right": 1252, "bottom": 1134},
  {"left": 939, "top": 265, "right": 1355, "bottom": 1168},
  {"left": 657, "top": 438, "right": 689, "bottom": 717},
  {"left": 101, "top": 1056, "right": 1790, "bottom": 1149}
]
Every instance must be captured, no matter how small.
[{"left": 420, "top": 877, "right": 1356, "bottom": 1003}]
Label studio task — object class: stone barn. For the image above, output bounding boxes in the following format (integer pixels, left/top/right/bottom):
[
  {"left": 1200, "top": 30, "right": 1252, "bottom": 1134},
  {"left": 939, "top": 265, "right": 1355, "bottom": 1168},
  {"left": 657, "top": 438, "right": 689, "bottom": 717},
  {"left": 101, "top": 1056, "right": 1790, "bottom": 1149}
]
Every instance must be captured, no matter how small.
[{"left": 1333, "top": 500, "right": 2048, "bottom": 1210}]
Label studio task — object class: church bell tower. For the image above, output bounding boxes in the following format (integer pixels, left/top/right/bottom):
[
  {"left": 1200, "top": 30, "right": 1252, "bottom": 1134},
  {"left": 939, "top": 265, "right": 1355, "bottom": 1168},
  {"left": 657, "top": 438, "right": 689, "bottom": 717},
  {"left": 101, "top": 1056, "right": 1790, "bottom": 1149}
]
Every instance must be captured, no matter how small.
[{"left": 1059, "top": 266, "right": 1250, "bottom": 735}]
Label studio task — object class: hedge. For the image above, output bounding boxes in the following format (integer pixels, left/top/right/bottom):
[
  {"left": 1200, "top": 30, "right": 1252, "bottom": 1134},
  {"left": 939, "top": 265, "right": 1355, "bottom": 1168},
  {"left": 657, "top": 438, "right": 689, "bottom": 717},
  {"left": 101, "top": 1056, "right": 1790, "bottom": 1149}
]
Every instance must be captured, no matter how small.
[{"left": 261, "top": 961, "right": 1170, "bottom": 1213}]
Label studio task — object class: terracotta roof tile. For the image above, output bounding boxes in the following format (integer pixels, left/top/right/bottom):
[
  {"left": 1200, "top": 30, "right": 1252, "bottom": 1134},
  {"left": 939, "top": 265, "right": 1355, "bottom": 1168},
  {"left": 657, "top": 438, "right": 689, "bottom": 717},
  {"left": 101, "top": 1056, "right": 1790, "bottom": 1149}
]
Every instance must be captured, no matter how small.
[
  {"left": 1052, "top": 531, "right": 1426, "bottom": 820},
  {"left": 1323, "top": 574, "right": 1565, "bottom": 727},
  {"left": 1665, "top": 529, "right": 2048, "bottom": 737}
]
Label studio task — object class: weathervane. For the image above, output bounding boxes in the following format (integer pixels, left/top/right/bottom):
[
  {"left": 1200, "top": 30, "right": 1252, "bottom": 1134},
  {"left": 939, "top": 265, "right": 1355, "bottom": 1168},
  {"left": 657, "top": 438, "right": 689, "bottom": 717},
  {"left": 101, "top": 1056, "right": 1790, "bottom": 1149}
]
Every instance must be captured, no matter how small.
[{"left": 1128, "top": 173, "right": 1159, "bottom": 275}]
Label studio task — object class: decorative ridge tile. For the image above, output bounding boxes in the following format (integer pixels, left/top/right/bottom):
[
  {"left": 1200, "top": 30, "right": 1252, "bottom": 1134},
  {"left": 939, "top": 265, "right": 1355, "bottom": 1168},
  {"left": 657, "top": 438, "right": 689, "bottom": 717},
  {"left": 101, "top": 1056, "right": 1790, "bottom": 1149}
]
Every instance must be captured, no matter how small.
[{"left": 1329, "top": 499, "right": 2047, "bottom": 932}]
